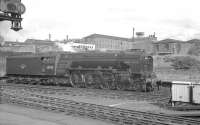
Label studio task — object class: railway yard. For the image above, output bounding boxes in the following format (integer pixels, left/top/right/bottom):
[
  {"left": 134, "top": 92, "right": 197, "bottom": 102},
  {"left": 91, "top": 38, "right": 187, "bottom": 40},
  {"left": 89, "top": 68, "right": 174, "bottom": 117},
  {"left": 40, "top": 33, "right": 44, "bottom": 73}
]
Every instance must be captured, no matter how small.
[
  {"left": 1, "top": 54, "right": 200, "bottom": 125},
  {"left": 1, "top": 82, "right": 200, "bottom": 125},
  {"left": 1, "top": 0, "right": 200, "bottom": 124}
]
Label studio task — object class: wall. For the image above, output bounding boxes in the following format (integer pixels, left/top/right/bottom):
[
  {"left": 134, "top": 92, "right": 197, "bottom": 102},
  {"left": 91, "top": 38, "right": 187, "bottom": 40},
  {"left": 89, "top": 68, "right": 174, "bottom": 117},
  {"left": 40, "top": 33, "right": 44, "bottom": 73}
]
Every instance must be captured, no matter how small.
[
  {"left": 0, "top": 45, "right": 36, "bottom": 53},
  {"left": 132, "top": 40, "right": 154, "bottom": 54},
  {"left": 153, "top": 42, "right": 194, "bottom": 55},
  {"left": 84, "top": 37, "right": 132, "bottom": 50},
  {"left": 35, "top": 44, "right": 62, "bottom": 53}
]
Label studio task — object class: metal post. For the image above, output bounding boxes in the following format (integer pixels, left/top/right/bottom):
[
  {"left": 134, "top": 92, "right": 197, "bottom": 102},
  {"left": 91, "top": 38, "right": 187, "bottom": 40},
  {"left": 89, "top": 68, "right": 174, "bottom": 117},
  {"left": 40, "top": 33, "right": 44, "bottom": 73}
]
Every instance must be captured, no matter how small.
[
  {"left": 0, "top": 83, "right": 2, "bottom": 104},
  {"left": 189, "top": 85, "right": 193, "bottom": 104}
]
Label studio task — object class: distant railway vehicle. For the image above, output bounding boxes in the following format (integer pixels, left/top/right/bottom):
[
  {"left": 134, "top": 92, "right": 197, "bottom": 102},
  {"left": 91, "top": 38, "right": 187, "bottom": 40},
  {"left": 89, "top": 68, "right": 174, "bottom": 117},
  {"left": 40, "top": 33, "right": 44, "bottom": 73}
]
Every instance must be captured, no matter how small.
[{"left": 5, "top": 51, "right": 154, "bottom": 91}]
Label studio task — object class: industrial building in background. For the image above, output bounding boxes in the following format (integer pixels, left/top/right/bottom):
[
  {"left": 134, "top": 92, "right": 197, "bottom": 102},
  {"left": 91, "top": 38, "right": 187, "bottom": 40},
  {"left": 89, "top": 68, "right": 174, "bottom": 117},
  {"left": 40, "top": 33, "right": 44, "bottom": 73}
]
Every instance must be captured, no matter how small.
[
  {"left": 0, "top": 0, "right": 26, "bottom": 31},
  {"left": 82, "top": 28, "right": 157, "bottom": 53}
]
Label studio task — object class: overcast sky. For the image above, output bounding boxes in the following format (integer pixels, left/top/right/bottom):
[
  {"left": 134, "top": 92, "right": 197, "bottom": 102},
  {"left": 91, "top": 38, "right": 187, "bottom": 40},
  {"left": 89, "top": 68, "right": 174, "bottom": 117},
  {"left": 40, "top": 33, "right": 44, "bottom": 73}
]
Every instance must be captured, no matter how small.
[{"left": 1, "top": 0, "right": 200, "bottom": 41}]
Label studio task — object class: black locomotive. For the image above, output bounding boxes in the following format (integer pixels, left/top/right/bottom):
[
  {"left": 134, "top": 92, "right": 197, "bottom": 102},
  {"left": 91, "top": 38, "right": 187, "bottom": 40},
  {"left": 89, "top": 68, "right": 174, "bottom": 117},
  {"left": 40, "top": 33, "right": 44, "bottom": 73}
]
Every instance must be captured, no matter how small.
[{"left": 5, "top": 51, "right": 154, "bottom": 91}]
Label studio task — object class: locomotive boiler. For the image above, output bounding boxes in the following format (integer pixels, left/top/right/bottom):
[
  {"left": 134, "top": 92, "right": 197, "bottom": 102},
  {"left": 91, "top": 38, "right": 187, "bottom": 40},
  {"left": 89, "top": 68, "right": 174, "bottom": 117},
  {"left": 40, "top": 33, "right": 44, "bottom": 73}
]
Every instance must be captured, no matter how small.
[{"left": 5, "top": 51, "right": 154, "bottom": 91}]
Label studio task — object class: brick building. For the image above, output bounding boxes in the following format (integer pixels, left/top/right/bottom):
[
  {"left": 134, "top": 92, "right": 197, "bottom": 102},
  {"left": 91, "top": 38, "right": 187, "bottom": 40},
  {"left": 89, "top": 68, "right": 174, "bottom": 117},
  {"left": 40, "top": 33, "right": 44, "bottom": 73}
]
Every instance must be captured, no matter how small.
[
  {"left": 82, "top": 34, "right": 133, "bottom": 51},
  {"left": 132, "top": 34, "right": 157, "bottom": 54},
  {"left": 25, "top": 39, "right": 62, "bottom": 53},
  {"left": 82, "top": 31, "right": 157, "bottom": 53},
  {"left": 153, "top": 39, "right": 193, "bottom": 55}
]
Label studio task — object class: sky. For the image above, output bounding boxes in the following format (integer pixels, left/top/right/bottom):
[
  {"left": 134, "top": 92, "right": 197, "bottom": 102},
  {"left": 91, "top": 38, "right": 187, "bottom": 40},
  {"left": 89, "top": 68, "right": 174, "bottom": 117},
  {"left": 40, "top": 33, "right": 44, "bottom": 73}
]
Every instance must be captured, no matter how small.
[{"left": 1, "top": 0, "right": 200, "bottom": 41}]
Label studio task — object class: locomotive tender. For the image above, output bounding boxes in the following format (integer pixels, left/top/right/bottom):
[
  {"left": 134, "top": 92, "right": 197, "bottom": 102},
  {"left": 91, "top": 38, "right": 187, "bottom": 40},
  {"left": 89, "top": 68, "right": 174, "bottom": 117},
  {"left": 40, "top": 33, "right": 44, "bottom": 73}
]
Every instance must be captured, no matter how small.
[{"left": 5, "top": 51, "right": 154, "bottom": 91}]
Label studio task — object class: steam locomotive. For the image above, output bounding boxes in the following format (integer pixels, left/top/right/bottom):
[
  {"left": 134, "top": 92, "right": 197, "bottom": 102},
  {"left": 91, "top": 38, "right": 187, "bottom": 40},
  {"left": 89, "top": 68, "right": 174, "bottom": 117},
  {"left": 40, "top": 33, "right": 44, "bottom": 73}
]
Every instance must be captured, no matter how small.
[{"left": 5, "top": 51, "right": 154, "bottom": 91}]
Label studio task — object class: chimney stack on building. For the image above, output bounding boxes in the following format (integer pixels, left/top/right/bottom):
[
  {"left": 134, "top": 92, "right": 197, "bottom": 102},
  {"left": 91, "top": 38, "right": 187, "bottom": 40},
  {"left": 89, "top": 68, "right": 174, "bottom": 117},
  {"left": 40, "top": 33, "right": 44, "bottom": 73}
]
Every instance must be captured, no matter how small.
[
  {"left": 132, "top": 27, "right": 135, "bottom": 42},
  {"left": 49, "top": 33, "right": 51, "bottom": 41},
  {"left": 132, "top": 27, "right": 135, "bottom": 39},
  {"left": 66, "top": 35, "right": 69, "bottom": 41}
]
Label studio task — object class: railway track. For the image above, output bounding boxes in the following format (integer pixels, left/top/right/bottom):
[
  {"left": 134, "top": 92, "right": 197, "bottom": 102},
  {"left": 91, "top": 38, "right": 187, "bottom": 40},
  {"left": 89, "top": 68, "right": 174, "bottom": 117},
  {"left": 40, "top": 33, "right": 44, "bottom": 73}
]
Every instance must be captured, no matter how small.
[
  {"left": 1, "top": 83, "right": 200, "bottom": 125},
  {"left": 2, "top": 89, "right": 200, "bottom": 125},
  {"left": 1, "top": 83, "right": 171, "bottom": 103}
]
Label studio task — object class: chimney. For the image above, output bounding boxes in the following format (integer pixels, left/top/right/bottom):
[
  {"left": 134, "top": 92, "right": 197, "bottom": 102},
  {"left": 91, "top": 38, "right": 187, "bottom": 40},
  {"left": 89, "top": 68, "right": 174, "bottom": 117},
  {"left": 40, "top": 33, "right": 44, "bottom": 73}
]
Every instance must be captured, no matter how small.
[
  {"left": 66, "top": 35, "right": 69, "bottom": 41},
  {"left": 49, "top": 33, "right": 51, "bottom": 41},
  {"left": 132, "top": 27, "right": 135, "bottom": 39}
]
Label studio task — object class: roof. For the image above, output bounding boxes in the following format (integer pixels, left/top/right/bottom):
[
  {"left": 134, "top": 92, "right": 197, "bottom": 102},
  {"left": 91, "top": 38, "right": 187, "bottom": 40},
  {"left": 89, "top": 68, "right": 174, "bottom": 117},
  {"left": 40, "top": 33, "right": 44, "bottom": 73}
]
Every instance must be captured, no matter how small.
[
  {"left": 154, "top": 39, "right": 183, "bottom": 44},
  {"left": 187, "top": 39, "right": 200, "bottom": 43},
  {"left": 83, "top": 34, "right": 133, "bottom": 42},
  {"left": 4, "top": 41, "right": 22, "bottom": 44},
  {"left": 25, "top": 39, "right": 55, "bottom": 45},
  {"left": 2, "top": 41, "right": 27, "bottom": 46},
  {"left": 154, "top": 38, "right": 200, "bottom": 44}
]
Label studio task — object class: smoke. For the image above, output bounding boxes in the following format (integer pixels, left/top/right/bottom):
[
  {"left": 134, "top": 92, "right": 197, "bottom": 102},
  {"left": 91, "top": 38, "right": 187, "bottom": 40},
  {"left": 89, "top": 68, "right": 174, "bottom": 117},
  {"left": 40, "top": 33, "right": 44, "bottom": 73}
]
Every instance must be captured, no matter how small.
[
  {"left": 0, "top": 21, "right": 28, "bottom": 42},
  {"left": 0, "top": 22, "right": 10, "bottom": 39},
  {"left": 55, "top": 42, "right": 77, "bottom": 52}
]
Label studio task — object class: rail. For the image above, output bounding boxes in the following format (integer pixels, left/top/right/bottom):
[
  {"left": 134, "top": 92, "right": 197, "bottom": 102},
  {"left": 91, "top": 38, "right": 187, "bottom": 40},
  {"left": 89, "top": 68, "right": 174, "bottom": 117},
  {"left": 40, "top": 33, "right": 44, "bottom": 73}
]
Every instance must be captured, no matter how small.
[{"left": 1, "top": 85, "right": 200, "bottom": 125}]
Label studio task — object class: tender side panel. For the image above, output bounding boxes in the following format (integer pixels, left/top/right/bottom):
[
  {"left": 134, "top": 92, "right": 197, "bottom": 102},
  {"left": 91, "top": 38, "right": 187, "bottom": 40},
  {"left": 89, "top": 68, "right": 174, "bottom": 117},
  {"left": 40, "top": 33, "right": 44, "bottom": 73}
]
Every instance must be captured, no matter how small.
[{"left": 6, "top": 56, "right": 55, "bottom": 76}]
